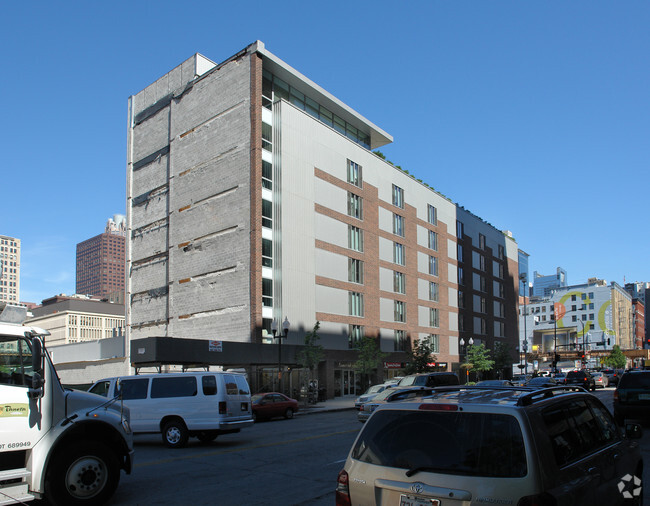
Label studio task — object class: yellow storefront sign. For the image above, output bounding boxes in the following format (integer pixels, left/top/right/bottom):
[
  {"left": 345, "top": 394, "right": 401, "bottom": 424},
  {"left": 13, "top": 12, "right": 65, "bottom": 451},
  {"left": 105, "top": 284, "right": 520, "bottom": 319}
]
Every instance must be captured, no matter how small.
[{"left": 0, "top": 404, "right": 29, "bottom": 417}]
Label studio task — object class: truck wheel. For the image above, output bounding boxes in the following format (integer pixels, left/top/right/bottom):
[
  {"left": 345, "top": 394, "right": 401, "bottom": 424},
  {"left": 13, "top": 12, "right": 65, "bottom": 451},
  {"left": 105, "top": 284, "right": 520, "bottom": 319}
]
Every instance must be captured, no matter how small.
[
  {"left": 46, "top": 441, "right": 120, "bottom": 506},
  {"left": 162, "top": 419, "right": 189, "bottom": 448}
]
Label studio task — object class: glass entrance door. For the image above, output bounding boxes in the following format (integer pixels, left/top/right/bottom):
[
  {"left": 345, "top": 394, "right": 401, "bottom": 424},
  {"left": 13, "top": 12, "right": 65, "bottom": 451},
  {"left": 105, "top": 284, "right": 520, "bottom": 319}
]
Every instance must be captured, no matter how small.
[{"left": 335, "top": 370, "right": 357, "bottom": 396}]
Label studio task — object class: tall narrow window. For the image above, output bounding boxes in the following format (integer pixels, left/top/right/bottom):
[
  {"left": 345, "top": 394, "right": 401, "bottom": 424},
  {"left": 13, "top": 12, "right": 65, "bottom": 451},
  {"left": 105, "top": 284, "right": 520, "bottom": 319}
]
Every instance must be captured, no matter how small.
[
  {"left": 424, "top": 334, "right": 440, "bottom": 353},
  {"left": 427, "top": 204, "right": 437, "bottom": 225},
  {"left": 349, "top": 292, "right": 364, "bottom": 317},
  {"left": 262, "top": 238, "right": 272, "bottom": 267},
  {"left": 498, "top": 245, "right": 504, "bottom": 259},
  {"left": 394, "top": 301, "right": 406, "bottom": 322},
  {"left": 479, "top": 233, "right": 486, "bottom": 249},
  {"left": 392, "top": 184, "right": 404, "bottom": 208},
  {"left": 429, "top": 281, "right": 439, "bottom": 302},
  {"left": 458, "top": 290, "right": 465, "bottom": 309},
  {"left": 428, "top": 230, "right": 438, "bottom": 251},
  {"left": 348, "top": 258, "right": 364, "bottom": 284},
  {"left": 457, "top": 221, "right": 464, "bottom": 238},
  {"left": 458, "top": 267, "right": 464, "bottom": 285},
  {"left": 457, "top": 245, "right": 464, "bottom": 262},
  {"left": 428, "top": 256, "right": 438, "bottom": 276},
  {"left": 262, "top": 199, "right": 272, "bottom": 228},
  {"left": 262, "top": 122, "right": 272, "bottom": 152},
  {"left": 347, "top": 160, "right": 362, "bottom": 187},
  {"left": 262, "top": 160, "right": 272, "bottom": 190},
  {"left": 348, "top": 225, "right": 364, "bottom": 252},
  {"left": 393, "top": 242, "right": 405, "bottom": 266},
  {"left": 393, "top": 214, "right": 404, "bottom": 237},
  {"left": 394, "top": 271, "right": 406, "bottom": 294},
  {"left": 430, "top": 308, "right": 439, "bottom": 328},
  {"left": 348, "top": 325, "right": 364, "bottom": 349},
  {"left": 262, "top": 278, "right": 273, "bottom": 307},
  {"left": 395, "top": 330, "right": 408, "bottom": 351},
  {"left": 347, "top": 193, "right": 363, "bottom": 220}
]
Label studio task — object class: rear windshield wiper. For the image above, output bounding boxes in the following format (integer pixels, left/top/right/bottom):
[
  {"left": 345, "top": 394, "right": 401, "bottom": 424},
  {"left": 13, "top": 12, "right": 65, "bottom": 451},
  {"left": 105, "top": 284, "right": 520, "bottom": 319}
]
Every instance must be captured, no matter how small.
[{"left": 405, "top": 466, "right": 444, "bottom": 477}]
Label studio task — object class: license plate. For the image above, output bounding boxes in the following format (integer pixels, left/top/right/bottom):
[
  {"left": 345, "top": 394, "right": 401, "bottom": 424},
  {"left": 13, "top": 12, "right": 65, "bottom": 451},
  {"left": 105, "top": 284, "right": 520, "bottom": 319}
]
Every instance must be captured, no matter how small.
[
  {"left": 399, "top": 494, "right": 440, "bottom": 506},
  {"left": 638, "top": 394, "right": 650, "bottom": 400}
]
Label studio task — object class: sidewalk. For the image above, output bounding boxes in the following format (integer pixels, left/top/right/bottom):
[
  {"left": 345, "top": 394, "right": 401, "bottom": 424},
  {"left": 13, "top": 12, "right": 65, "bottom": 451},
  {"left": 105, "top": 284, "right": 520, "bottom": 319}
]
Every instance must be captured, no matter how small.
[{"left": 296, "top": 396, "right": 356, "bottom": 416}]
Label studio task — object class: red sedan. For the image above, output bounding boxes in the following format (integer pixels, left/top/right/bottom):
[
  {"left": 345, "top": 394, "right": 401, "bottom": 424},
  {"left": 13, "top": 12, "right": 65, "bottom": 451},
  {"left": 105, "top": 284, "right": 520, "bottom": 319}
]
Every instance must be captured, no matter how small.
[{"left": 251, "top": 392, "right": 299, "bottom": 422}]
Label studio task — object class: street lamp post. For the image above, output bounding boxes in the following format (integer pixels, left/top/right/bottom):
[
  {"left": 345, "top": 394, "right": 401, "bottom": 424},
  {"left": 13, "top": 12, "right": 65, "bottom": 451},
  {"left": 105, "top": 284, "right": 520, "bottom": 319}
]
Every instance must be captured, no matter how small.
[
  {"left": 519, "top": 274, "right": 529, "bottom": 375},
  {"left": 459, "top": 337, "right": 474, "bottom": 383},
  {"left": 271, "top": 317, "right": 290, "bottom": 394}
]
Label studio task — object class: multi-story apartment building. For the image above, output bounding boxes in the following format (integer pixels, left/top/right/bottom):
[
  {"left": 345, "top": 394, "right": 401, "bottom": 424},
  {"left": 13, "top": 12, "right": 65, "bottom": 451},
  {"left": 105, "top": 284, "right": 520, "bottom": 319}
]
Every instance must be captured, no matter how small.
[
  {"left": 126, "top": 41, "right": 519, "bottom": 396},
  {"left": 26, "top": 294, "right": 125, "bottom": 347},
  {"left": 76, "top": 215, "right": 126, "bottom": 303},
  {"left": 625, "top": 282, "right": 650, "bottom": 348},
  {"left": 0, "top": 235, "right": 20, "bottom": 304},
  {"left": 518, "top": 279, "right": 634, "bottom": 370}
]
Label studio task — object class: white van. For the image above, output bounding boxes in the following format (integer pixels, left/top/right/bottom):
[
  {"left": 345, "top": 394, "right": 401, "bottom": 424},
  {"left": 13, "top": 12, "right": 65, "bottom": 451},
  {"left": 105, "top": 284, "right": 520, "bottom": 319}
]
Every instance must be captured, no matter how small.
[{"left": 89, "top": 371, "right": 253, "bottom": 448}]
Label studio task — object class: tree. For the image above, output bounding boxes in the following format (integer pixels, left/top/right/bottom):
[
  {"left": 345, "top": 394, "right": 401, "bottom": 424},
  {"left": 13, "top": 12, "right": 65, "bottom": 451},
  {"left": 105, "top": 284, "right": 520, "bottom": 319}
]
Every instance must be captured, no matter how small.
[
  {"left": 464, "top": 343, "right": 494, "bottom": 381},
  {"left": 493, "top": 342, "right": 514, "bottom": 379},
  {"left": 354, "top": 336, "right": 387, "bottom": 391},
  {"left": 602, "top": 345, "right": 627, "bottom": 369},
  {"left": 404, "top": 339, "right": 437, "bottom": 375},
  {"left": 296, "top": 322, "right": 325, "bottom": 392}
]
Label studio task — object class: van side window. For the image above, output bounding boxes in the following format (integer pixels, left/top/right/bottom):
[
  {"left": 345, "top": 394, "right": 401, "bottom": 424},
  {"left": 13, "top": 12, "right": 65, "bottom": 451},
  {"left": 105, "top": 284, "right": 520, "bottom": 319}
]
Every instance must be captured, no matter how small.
[
  {"left": 234, "top": 375, "right": 250, "bottom": 395},
  {"left": 118, "top": 378, "right": 149, "bottom": 400},
  {"left": 223, "top": 374, "right": 239, "bottom": 395},
  {"left": 151, "top": 376, "right": 197, "bottom": 398},
  {"left": 202, "top": 375, "right": 217, "bottom": 396},
  {"left": 89, "top": 380, "right": 111, "bottom": 397}
]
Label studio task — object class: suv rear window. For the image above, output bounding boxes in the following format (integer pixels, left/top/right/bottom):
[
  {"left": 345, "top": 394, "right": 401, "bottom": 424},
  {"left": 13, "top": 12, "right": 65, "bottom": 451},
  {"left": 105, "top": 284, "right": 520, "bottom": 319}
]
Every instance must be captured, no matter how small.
[
  {"left": 566, "top": 371, "right": 585, "bottom": 379},
  {"left": 352, "top": 410, "right": 526, "bottom": 478},
  {"left": 619, "top": 373, "right": 650, "bottom": 388}
]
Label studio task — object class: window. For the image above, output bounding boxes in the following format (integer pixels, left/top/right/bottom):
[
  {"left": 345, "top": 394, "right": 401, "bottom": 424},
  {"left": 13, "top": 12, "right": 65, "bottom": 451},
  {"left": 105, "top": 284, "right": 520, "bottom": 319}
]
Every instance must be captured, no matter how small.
[
  {"left": 262, "top": 199, "right": 272, "bottom": 228},
  {"left": 430, "top": 308, "right": 439, "bottom": 328},
  {"left": 395, "top": 330, "right": 408, "bottom": 351},
  {"left": 347, "top": 193, "right": 363, "bottom": 219},
  {"left": 479, "top": 234, "right": 486, "bottom": 249},
  {"left": 429, "top": 281, "right": 439, "bottom": 302},
  {"left": 495, "top": 321, "right": 505, "bottom": 337},
  {"left": 394, "top": 242, "right": 405, "bottom": 266},
  {"left": 429, "top": 256, "right": 438, "bottom": 276},
  {"left": 347, "top": 160, "right": 362, "bottom": 187},
  {"left": 480, "top": 297, "right": 487, "bottom": 313},
  {"left": 498, "top": 245, "right": 504, "bottom": 259},
  {"left": 428, "top": 230, "right": 438, "bottom": 251},
  {"left": 224, "top": 375, "right": 239, "bottom": 395},
  {"left": 262, "top": 122, "right": 272, "bottom": 152},
  {"left": 348, "top": 258, "right": 364, "bottom": 284},
  {"left": 457, "top": 221, "right": 464, "bottom": 238},
  {"left": 262, "top": 160, "right": 272, "bottom": 190},
  {"left": 393, "top": 214, "right": 405, "bottom": 237},
  {"left": 427, "top": 204, "right": 437, "bottom": 225},
  {"left": 349, "top": 292, "right": 364, "bottom": 317},
  {"left": 262, "top": 278, "right": 273, "bottom": 307},
  {"left": 151, "top": 376, "right": 197, "bottom": 398},
  {"left": 262, "top": 238, "right": 272, "bottom": 267},
  {"left": 458, "top": 290, "right": 465, "bottom": 309},
  {"left": 202, "top": 376, "right": 217, "bottom": 396},
  {"left": 424, "top": 334, "right": 440, "bottom": 353},
  {"left": 458, "top": 267, "right": 465, "bottom": 285},
  {"left": 394, "top": 301, "right": 406, "bottom": 322},
  {"left": 393, "top": 271, "right": 406, "bottom": 294},
  {"left": 349, "top": 325, "right": 364, "bottom": 349},
  {"left": 348, "top": 225, "right": 364, "bottom": 252},
  {"left": 392, "top": 184, "right": 404, "bottom": 208},
  {"left": 117, "top": 378, "right": 149, "bottom": 400}
]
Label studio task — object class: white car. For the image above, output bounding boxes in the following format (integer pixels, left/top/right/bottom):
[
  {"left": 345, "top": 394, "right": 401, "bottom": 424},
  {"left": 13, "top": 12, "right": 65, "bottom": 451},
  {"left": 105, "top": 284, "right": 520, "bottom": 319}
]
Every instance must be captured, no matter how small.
[{"left": 354, "top": 383, "right": 391, "bottom": 409}]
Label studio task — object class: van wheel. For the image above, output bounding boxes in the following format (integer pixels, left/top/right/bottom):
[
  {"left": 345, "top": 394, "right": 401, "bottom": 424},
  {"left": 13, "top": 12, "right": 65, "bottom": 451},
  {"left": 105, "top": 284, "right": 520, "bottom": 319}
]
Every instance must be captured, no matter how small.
[
  {"left": 162, "top": 420, "right": 189, "bottom": 448},
  {"left": 46, "top": 441, "right": 120, "bottom": 506},
  {"left": 284, "top": 408, "right": 294, "bottom": 419},
  {"left": 196, "top": 431, "right": 219, "bottom": 443}
]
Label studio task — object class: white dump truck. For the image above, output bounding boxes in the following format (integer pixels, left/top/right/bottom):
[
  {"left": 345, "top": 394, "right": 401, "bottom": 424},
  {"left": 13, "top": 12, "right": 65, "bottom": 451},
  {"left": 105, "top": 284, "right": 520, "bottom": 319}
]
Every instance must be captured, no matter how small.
[{"left": 0, "top": 304, "right": 133, "bottom": 505}]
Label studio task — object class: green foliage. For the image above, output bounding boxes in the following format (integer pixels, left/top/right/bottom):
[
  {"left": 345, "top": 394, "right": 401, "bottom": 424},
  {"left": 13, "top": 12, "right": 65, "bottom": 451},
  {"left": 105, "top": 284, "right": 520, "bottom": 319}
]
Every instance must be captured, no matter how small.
[
  {"left": 297, "top": 321, "right": 324, "bottom": 381},
  {"left": 602, "top": 345, "right": 627, "bottom": 369},
  {"left": 464, "top": 343, "right": 495, "bottom": 380},
  {"left": 404, "top": 339, "right": 437, "bottom": 375},
  {"left": 354, "top": 336, "right": 387, "bottom": 389},
  {"left": 373, "top": 150, "right": 386, "bottom": 160}
]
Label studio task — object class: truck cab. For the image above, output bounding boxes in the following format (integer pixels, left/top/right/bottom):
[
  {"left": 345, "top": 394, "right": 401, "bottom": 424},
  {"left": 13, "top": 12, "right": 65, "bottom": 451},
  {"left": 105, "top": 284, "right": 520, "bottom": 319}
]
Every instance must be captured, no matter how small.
[{"left": 0, "top": 304, "right": 134, "bottom": 505}]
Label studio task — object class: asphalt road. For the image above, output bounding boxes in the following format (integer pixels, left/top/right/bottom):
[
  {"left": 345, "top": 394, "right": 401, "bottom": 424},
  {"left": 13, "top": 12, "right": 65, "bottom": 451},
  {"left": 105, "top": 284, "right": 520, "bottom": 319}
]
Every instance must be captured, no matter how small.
[{"left": 108, "top": 410, "right": 361, "bottom": 505}]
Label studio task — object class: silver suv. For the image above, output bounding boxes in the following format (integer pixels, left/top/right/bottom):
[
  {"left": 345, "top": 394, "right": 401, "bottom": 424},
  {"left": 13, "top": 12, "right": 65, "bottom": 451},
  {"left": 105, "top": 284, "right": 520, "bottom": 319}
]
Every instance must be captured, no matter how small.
[{"left": 337, "top": 386, "right": 643, "bottom": 506}]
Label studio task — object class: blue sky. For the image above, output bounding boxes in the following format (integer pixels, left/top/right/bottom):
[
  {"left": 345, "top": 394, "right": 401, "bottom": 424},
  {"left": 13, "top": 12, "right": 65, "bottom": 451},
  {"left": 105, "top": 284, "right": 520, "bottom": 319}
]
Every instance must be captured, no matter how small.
[{"left": 2, "top": 1, "right": 648, "bottom": 303}]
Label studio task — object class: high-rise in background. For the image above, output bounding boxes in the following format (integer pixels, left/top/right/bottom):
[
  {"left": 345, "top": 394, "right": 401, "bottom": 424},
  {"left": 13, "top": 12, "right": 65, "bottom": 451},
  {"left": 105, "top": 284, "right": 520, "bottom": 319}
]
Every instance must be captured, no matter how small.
[{"left": 0, "top": 235, "right": 20, "bottom": 304}]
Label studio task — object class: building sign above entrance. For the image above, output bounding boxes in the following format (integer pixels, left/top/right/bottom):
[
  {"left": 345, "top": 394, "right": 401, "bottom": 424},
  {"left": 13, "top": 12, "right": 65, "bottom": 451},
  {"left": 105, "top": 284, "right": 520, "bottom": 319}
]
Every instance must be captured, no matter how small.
[{"left": 384, "top": 362, "right": 402, "bottom": 369}]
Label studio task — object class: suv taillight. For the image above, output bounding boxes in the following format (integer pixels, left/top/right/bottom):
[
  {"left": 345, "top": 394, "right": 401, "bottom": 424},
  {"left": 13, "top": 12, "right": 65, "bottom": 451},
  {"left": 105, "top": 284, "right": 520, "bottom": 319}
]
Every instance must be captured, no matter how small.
[
  {"left": 219, "top": 401, "right": 227, "bottom": 414},
  {"left": 517, "top": 493, "right": 557, "bottom": 506},
  {"left": 336, "top": 469, "right": 351, "bottom": 506}
]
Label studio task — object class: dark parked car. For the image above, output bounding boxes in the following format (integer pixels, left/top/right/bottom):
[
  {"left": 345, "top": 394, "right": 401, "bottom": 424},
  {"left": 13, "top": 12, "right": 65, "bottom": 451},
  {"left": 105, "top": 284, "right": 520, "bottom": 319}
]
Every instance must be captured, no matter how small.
[
  {"left": 614, "top": 370, "right": 650, "bottom": 425},
  {"left": 565, "top": 370, "right": 596, "bottom": 391},
  {"left": 602, "top": 368, "right": 623, "bottom": 387},
  {"left": 475, "top": 380, "right": 514, "bottom": 387},
  {"left": 397, "top": 372, "right": 459, "bottom": 388},
  {"left": 251, "top": 392, "right": 299, "bottom": 422}
]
